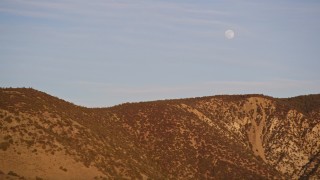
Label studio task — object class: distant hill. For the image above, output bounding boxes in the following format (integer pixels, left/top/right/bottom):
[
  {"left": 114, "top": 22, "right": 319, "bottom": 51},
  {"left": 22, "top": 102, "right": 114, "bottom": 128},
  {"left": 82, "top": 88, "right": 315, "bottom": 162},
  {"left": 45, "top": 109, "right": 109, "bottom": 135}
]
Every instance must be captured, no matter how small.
[{"left": 0, "top": 88, "right": 319, "bottom": 179}]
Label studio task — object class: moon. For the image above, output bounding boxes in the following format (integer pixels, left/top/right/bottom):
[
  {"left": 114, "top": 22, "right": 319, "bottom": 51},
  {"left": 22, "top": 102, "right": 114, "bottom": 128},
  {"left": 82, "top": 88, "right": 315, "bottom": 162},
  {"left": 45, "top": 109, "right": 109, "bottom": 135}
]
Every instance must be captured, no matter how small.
[{"left": 225, "top": 29, "right": 235, "bottom": 39}]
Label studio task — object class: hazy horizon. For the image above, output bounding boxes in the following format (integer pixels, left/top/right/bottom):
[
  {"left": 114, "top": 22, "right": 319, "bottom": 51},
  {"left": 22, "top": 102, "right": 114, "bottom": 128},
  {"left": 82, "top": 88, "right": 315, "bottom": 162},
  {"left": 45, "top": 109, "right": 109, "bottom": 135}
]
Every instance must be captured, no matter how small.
[{"left": 1, "top": 0, "right": 320, "bottom": 107}]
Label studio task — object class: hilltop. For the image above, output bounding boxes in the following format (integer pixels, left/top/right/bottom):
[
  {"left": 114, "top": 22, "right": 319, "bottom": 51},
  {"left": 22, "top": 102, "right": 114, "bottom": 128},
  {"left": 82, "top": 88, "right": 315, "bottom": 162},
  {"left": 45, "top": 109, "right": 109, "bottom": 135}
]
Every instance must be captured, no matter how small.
[{"left": 0, "top": 88, "right": 319, "bottom": 179}]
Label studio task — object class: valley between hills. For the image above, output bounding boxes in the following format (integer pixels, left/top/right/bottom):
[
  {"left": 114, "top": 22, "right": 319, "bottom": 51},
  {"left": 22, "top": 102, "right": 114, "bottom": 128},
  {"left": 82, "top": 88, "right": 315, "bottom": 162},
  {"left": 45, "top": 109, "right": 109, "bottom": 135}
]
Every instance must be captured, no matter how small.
[{"left": 0, "top": 88, "right": 319, "bottom": 179}]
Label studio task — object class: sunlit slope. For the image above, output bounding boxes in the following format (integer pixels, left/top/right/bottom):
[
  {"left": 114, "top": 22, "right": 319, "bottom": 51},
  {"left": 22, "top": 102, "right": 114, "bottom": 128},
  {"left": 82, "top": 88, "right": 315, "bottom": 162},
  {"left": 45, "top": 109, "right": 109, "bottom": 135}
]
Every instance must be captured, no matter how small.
[{"left": 0, "top": 88, "right": 319, "bottom": 179}]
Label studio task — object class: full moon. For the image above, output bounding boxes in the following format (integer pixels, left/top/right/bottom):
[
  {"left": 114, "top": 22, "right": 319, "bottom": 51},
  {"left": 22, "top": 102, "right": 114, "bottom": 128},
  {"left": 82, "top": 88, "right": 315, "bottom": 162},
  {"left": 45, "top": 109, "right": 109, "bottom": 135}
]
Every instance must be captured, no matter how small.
[{"left": 225, "top": 29, "right": 235, "bottom": 39}]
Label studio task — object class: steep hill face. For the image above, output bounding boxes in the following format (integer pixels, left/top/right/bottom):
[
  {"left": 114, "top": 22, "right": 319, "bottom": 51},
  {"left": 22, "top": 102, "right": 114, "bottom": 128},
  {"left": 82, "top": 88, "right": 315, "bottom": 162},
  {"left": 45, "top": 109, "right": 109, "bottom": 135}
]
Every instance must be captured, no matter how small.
[{"left": 0, "top": 88, "right": 319, "bottom": 179}]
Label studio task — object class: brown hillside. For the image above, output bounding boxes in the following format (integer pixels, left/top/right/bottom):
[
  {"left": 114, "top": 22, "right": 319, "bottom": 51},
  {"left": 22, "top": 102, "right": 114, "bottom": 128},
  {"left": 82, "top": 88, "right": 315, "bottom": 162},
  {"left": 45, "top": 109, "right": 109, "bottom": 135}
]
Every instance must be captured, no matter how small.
[{"left": 0, "top": 88, "right": 319, "bottom": 179}]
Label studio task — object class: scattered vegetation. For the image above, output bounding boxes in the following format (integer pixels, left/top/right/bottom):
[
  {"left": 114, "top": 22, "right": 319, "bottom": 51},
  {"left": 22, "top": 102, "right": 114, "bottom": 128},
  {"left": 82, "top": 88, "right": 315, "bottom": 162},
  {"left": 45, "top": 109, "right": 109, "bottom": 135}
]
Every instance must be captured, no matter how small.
[{"left": 0, "top": 88, "right": 319, "bottom": 179}]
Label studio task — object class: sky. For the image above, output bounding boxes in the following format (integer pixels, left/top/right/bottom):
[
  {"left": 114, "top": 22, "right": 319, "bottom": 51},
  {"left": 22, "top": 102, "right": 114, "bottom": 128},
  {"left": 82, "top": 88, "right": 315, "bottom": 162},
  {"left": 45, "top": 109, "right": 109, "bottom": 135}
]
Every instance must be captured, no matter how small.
[{"left": 1, "top": 0, "right": 320, "bottom": 107}]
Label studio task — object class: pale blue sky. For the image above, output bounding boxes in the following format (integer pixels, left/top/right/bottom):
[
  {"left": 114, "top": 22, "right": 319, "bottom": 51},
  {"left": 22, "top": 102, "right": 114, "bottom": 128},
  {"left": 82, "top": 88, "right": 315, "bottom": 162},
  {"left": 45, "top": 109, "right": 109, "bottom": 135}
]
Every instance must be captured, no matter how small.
[{"left": 1, "top": 0, "right": 320, "bottom": 107}]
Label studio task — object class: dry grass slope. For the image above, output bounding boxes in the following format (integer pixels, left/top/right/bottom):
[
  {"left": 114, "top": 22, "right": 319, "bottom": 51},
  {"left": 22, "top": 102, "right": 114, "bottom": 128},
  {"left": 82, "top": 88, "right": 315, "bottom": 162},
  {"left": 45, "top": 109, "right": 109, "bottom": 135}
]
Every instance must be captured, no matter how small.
[{"left": 0, "top": 88, "right": 319, "bottom": 179}]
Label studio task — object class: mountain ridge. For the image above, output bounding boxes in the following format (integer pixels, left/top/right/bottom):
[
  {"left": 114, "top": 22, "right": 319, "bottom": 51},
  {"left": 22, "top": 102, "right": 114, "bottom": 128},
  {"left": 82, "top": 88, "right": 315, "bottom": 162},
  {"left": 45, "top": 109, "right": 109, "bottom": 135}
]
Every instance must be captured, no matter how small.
[{"left": 0, "top": 87, "right": 319, "bottom": 179}]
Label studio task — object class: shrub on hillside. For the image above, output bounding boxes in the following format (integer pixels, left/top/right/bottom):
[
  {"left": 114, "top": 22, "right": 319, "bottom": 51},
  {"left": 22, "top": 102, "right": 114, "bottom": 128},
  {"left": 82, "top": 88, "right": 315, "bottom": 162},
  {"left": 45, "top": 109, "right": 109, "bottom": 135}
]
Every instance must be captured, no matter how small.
[
  {"left": 59, "top": 166, "right": 67, "bottom": 172},
  {"left": 0, "top": 142, "right": 10, "bottom": 151},
  {"left": 4, "top": 116, "right": 12, "bottom": 123},
  {"left": 8, "top": 171, "right": 19, "bottom": 177},
  {"left": 4, "top": 135, "right": 11, "bottom": 140}
]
